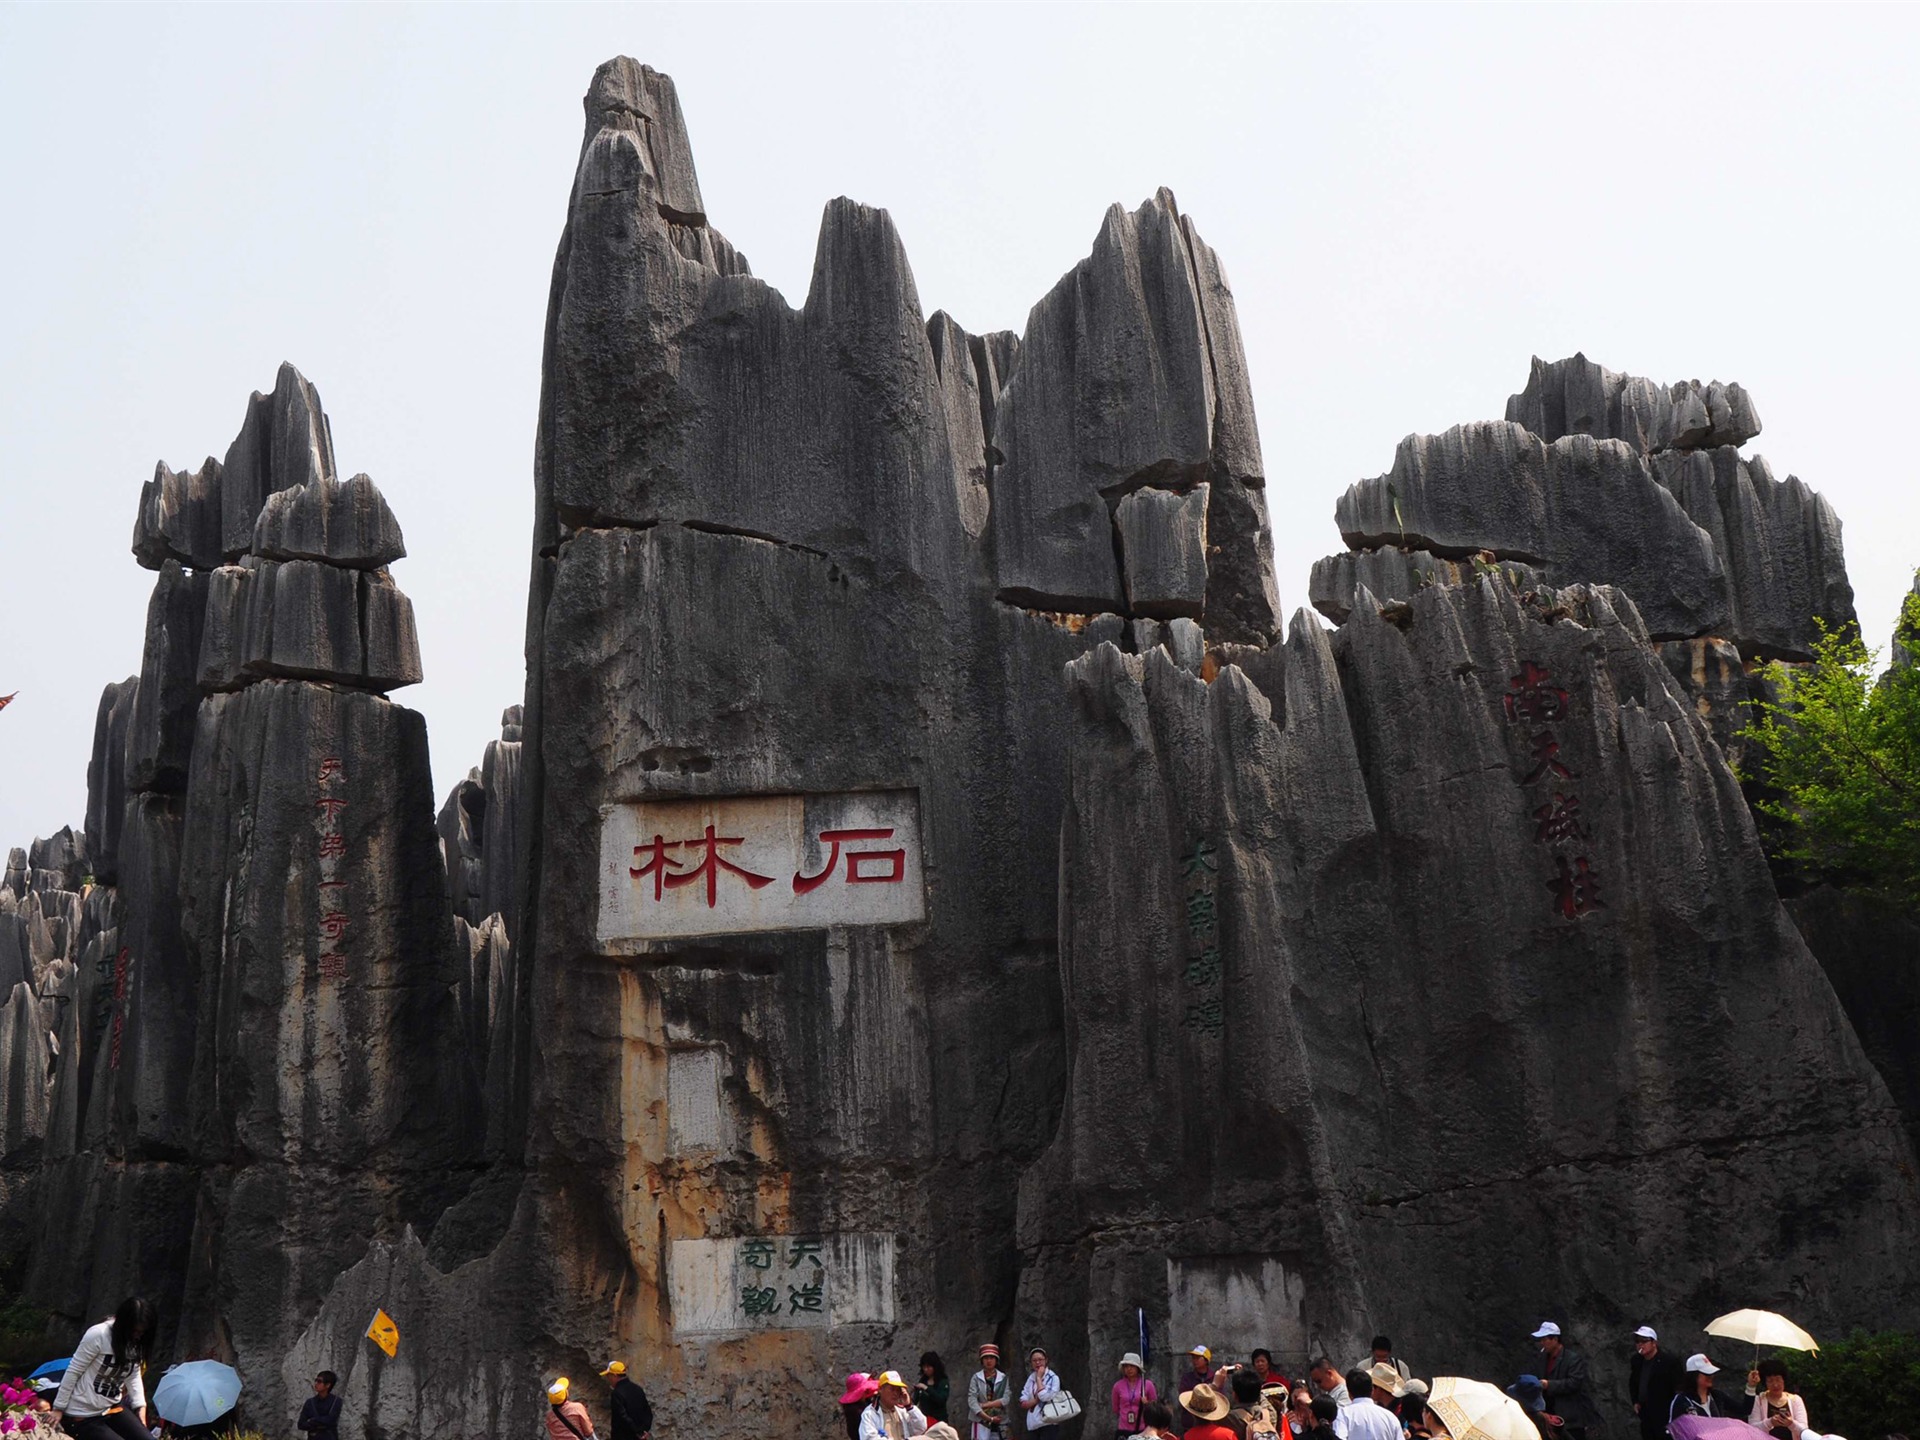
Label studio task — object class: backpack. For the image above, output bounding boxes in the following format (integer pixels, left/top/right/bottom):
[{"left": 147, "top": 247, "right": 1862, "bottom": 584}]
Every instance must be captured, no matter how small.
[{"left": 1235, "top": 1402, "right": 1282, "bottom": 1440}]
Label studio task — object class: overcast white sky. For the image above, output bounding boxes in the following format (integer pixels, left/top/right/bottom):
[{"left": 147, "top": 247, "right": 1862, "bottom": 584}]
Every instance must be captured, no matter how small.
[{"left": 3, "top": 4, "right": 1917, "bottom": 854}]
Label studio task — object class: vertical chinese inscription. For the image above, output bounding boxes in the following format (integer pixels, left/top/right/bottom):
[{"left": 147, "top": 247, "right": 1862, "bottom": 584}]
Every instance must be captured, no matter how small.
[
  {"left": 315, "top": 755, "right": 350, "bottom": 979},
  {"left": 1180, "top": 838, "right": 1223, "bottom": 1035},
  {"left": 107, "top": 945, "right": 133, "bottom": 1070},
  {"left": 1503, "top": 662, "right": 1604, "bottom": 920}
]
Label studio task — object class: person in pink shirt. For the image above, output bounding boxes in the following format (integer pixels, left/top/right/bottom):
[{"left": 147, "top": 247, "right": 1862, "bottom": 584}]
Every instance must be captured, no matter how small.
[
  {"left": 1113, "top": 1353, "right": 1159, "bottom": 1437},
  {"left": 545, "top": 1378, "right": 596, "bottom": 1440}
]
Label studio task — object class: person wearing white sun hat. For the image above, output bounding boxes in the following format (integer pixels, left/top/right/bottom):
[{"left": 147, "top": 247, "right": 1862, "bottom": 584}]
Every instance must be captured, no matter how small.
[
  {"left": 1668, "top": 1355, "right": 1735, "bottom": 1432},
  {"left": 1114, "top": 1352, "right": 1159, "bottom": 1438},
  {"left": 1628, "top": 1328, "right": 1681, "bottom": 1440}
]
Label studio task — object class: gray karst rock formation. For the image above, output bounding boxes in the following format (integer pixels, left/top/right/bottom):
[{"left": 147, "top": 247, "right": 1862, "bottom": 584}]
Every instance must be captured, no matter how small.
[
  {"left": 0, "top": 363, "right": 474, "bottom": 1430},
  {"left": 1320, "top": 354, "right": 1855, "bottom": 661},
  {"left": 2, "top": 57, "right": 1917, "bottom": 1440}
]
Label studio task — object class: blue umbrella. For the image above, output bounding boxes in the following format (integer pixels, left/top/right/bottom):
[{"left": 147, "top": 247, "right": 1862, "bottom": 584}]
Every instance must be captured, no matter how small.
[
  {"left": 28, "top": 1359, "right": 69, "bottom": 1381},
  {"left": 152, "top": 1361, "right": 243, "bottom": 1427}
]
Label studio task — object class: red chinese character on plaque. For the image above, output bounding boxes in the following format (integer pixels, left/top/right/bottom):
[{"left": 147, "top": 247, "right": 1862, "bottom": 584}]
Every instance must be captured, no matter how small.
[
  {"left": 1547, "top": 854, "right": 1605, "bottom": 919},
  {"left": 792, "top": 828, "right": 905, "bottom": 894},
  {"left": 662, "top": 824, "right": 775, "bottom": 909},
  {"left": 1523, "top": 730, "right": 1575, "bottom": 784},
  {"left": 318, "top": 912, "right": 351, "bottom": 941},
  {"left": 1504, "top": 661, "right": 1570, "bottom": 724},
  {"left": 1532, "top": 792, "right": 1587, "bottom": 843},
  {"left": 318, "top": 953, "right": 348, "bottom": 980},
  {"left": 316, "top": 797, "right": 348, "bottom": 823},
  {"left": 318, "top": 833, "right": 348, "bottom": 859},
  {"left": 630, "top": 834, "right": 685, "bottom": 901},
  {"left": 316, "top": 756, "right": 345, "bottom": 784}
]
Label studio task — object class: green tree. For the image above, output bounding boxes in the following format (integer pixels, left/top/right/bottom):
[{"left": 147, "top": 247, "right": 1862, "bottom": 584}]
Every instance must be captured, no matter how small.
[
  {"left": 1776, "top": 1330, "right": 1920, "bottom": 1439},
  {"left": 1742, "top": 587, "right": 1920, "bottom": 912}
]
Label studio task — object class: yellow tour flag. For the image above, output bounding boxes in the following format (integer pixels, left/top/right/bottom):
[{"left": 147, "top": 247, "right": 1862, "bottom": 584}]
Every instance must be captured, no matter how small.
[{"left": 367, "top": 1308, "right": 399, "bottom": 1357}]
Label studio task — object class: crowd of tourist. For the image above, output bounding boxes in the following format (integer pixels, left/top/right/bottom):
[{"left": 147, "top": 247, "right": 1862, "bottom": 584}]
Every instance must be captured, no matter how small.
[
  {"left": 829, "top": 1325, "right": 1837, "bottom": 1440},
  {"left": 8, "top": 1291, "right": 1846, "bottom": 1440}
]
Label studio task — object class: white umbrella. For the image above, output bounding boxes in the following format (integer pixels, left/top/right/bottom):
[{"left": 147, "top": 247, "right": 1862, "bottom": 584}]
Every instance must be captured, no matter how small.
[
  {"left": 1704, "top": 1310, "right": 1820, "bottom": 1357},
  {"left": 1426, "top": 1377, "right": 1541, "bottom": 1440}
]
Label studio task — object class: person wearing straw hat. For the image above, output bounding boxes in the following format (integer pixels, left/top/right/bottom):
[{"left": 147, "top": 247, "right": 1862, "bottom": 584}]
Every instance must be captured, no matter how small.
[
  {"left": 544, "top": 1379, "right": 596, "bottom": 1440},
  {"left": 970, "top": 1346, "right": 1012, "bottom": 1440},
  {"left": 1181, "top": 1383, "right": 1239, "bottom": 1440},
  {"left": 860, "top": 1370, "right": 930, "bottom": 1440},
  {"left": 1113, "top": 1352, "right": 1159, "bottom": 1438}
]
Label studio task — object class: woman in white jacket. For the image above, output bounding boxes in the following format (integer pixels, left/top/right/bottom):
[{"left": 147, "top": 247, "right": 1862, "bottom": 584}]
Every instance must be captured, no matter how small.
[
  {"left": 51, "top": 1297, "right": 156, "bottom": 1440},
  {"left": 1745, "top": 1361, "right": 1808, "bottom": 1440}
]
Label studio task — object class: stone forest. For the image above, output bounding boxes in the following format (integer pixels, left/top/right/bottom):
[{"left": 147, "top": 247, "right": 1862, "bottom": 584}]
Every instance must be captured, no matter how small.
[{"left": 3, "top": 56, "right": 1918, "bottom": 1440}]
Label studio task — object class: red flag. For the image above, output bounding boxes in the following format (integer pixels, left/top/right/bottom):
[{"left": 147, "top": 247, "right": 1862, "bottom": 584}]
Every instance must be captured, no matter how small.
[{"left": 0, "top": 693, "right": 15, "bottom": 713}]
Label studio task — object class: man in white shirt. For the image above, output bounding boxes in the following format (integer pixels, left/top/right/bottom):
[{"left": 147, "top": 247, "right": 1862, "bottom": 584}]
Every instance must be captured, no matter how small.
[{"left": 1333, "top": 1366, "right": 1405, "bottom": 1440}]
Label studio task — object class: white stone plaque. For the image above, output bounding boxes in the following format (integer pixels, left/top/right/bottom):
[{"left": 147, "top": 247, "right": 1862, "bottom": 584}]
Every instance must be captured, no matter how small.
[
  {"left": 597, "top": 790, "right": 926, "bottom": 946},
  {"left": 667, "top": 1048, "right": 727, "bottom": 1153},
  {"left": 1166, "top": 1255, "right": 1308, "bottom": 1362},
  {"left": 669, "top": 1232, "right": 896, "bottom": 1337}
]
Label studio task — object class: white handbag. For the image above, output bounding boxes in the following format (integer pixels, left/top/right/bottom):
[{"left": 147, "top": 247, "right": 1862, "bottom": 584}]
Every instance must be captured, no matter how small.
[{"left": 1037, "top": 1389, "right": 1083, "bottom": 1423}]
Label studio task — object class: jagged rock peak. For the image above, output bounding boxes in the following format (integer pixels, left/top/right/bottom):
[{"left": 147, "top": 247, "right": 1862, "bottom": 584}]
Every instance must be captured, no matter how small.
[
  {"left": 253, "top": 473, "right": 407, "bottom": 569},
  {"left": 1330, "top": 422, "right": 1728, "bottom": 639},
  {"left": 580, "top": 58, "right": 706, "bottom": 226},
  {"left": 988, "top": 186, "right": 1279, "bottom": 638},
  {"left": 133, "top": 458, "right": 223, "bottom": 572},
  {"left": 1506, "top": 352, "right": 1761, "bottom": 454},
  {"left": 221, "top": 362, "right": 337, "bottom": 561}
]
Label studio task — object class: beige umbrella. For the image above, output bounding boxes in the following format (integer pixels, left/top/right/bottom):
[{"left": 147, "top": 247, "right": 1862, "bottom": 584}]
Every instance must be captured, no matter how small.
[
  {"left": 1426, "top": 1377, "right": 1541, "bottom": 1440},
  {"left": 1705, "top": 1310, "right": 1820, "bottom": 1356}
]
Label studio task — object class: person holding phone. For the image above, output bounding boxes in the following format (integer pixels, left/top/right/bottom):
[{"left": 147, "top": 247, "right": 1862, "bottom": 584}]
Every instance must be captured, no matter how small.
[{"left": 1744, "top": 1361, "right": 1807, "bottom": 1440}]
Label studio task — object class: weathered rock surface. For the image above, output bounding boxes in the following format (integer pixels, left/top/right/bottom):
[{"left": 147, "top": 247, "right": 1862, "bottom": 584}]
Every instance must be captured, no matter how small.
[
  {"left": 84, "top": 678, "right": 139, "bottom": 883},
  {"left": 133, "top": 459, "right": 224, "bottom": 572},
  {"left": 126, "top": 562, "right": 208, "bottom": 793},
  {"left": 1333, "top": 423, "right": 1730, "bottom": 638},
  {"left": 1506, "top": 352, "right": 1761, "bottom": 453},
  {"left": 1649, "top": 447, "right": 1855, "bottom": 660},
  {"left": 1786, "top": 887, "right": 1920, "bottom": 1156},
  {"left": 253, "top": 474, "right": 407, "bottom": 569},
  {"left": 1308, "top": 547, "right": 1543, "bottom": 625},
  {"left": 220, "top": 363, "right": 337, "bottom": 560},
  {"left": 1116, "top": 484, "right": 1209, "bottom": 618},
  {"left": 1321, "top": 360, "right": 1855, "bottom": 662},
  {"left": 1018, "top": 578, "right": 1920, "bottom": 1405}
]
